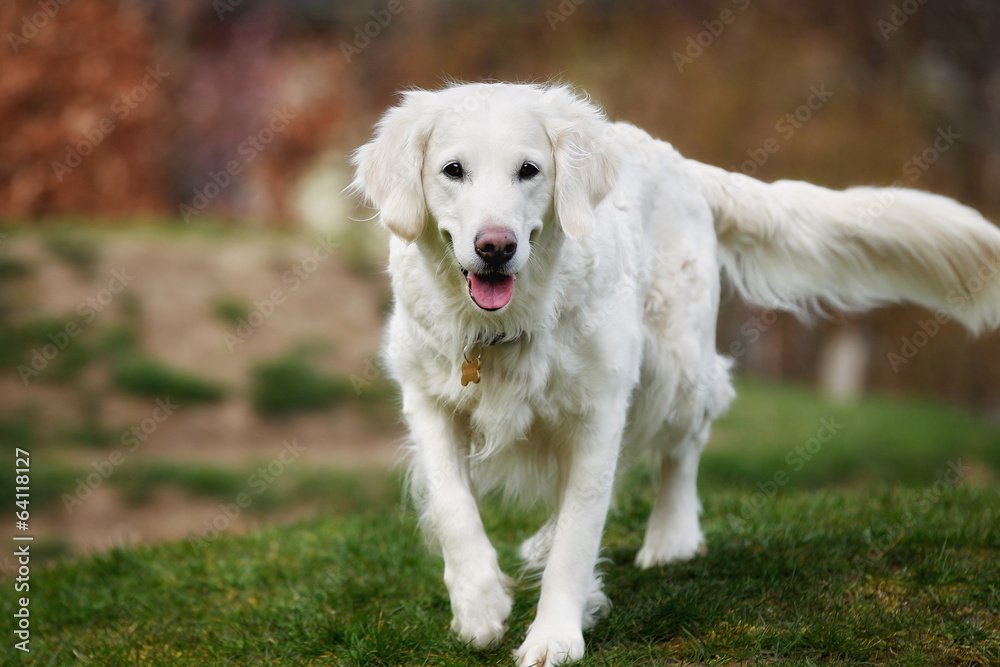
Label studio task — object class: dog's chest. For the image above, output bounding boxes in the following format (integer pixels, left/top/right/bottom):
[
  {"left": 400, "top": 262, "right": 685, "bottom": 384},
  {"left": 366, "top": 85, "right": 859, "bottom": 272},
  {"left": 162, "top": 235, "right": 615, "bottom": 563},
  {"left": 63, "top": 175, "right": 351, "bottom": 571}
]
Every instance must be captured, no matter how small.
[{"left": 451, "top": 335, "right": 613, "bottom": 455}]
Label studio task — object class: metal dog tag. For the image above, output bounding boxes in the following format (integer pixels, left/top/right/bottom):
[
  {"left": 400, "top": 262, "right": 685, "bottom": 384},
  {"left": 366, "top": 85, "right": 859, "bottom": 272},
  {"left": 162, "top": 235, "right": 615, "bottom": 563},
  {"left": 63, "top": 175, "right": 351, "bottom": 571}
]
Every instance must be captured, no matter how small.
[
  {"left": 461, "top": 357, "right": 481, "bottom": 386},
  {"left": 461, "top": 343, "right": 482, "bottom": 386}
]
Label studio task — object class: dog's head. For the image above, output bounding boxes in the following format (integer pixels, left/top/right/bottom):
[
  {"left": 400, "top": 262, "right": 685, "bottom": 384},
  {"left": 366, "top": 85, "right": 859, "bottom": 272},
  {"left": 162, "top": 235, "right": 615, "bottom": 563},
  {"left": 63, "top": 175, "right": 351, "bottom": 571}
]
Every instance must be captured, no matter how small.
[{"left": 351, "top": 83, "right": 617, "bottom": 312}]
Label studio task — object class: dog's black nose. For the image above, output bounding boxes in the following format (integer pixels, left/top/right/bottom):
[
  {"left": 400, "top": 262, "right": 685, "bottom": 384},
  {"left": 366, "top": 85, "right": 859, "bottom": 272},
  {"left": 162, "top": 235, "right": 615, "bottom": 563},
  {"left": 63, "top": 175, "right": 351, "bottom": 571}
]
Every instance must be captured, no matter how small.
[{"left": 475, "top": 226, "right": 517, "bottom": 268}]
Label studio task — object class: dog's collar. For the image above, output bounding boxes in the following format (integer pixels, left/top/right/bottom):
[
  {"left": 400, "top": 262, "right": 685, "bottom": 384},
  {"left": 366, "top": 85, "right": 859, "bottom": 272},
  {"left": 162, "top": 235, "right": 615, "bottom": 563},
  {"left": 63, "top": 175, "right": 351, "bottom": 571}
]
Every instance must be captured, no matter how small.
[
  {"left": 460, "top": 332, "right": 519, "bottom": 387},
  {"left": 478, "top": 332, "right": 511, "bottom": 347}
]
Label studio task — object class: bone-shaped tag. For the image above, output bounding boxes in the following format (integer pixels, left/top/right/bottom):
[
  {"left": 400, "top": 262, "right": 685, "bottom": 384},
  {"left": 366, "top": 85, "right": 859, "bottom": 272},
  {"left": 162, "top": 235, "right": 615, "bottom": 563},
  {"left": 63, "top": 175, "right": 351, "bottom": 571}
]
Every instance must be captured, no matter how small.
[{"left": 461, "top": 357, "right": 481, "bottom": 386}]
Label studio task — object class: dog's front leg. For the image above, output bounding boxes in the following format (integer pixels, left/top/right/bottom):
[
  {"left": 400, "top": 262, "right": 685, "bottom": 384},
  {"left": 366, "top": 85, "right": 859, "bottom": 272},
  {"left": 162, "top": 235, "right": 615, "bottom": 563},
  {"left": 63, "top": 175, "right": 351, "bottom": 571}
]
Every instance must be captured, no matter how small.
[
  {"left": 515, "top": 408, "right": 625, "bottom": 667},
  {"left": 405, "top": 392, "right": 512, "bottom": 649}
]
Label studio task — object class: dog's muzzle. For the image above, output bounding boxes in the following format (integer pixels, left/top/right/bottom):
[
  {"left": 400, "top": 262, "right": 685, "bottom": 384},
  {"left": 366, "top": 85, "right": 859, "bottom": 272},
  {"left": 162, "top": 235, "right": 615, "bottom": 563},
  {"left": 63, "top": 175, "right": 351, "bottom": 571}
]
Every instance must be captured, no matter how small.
[{"left": 464, "top": 225, "right": 518, "bottom": 310}]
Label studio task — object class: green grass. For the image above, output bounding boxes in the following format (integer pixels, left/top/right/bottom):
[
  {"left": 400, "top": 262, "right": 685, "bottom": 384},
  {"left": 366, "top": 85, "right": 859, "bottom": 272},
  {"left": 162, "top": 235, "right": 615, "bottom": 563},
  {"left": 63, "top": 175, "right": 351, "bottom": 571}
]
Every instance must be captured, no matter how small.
[
  {"left": 211, "top": 295, "right": 251, "bottom": 325},
  {"left": 702, "top": 379, "right": 1000, "bottom": 489},
  {"left": 0, "top": 315, "right": 98, "bottom": 381},
  {"left": 43, "top": 234, "right": 101, "bottom": 278},
  {"left": 0, "top": 461, "right": 82, "bottom": 513},
  {"left": 0, "top": 410, "right": 38, "bottom": 449},
  {"left": 5, "top": 381, "right": 1000, "bottom": 665},
  {"left": 0, "top": 254, "right": 33, "bottom": 282},
  {"left": 6, "top": 480, "right": 998, "bottom": 666},
  {"left": 112, "top": 355, "right": 226, "bottom": 403},
  {"left": 251, "top": 350, "right": 353, "bottom": 416},
  {"left": 112, "top": 463, "right": 385, "bottom": 514}
]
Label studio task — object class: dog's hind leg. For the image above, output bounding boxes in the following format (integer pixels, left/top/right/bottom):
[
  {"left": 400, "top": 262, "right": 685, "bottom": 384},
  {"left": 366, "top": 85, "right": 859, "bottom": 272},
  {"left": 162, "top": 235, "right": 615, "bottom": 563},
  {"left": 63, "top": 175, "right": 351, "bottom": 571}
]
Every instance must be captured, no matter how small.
[
  {"left": 519, "top": 517, "right": 557, "bottom": 570},
  {"left": 634, "top": 425, "right": 709, "bottom": 568}
]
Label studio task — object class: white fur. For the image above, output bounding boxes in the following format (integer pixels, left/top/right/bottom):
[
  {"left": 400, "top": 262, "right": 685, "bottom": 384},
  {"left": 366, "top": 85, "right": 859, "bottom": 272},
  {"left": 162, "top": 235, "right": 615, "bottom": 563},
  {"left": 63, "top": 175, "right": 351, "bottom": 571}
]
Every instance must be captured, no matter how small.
[{"left": 351, "top": 82, "right": 1000, "bottom": 666}]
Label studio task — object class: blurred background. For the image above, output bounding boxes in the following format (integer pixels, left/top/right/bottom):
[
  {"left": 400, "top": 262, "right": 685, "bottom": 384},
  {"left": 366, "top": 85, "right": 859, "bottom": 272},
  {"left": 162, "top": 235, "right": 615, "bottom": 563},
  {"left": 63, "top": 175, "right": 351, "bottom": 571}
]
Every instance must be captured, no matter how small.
[{"left": 1, "top": 0, "right": 999, "bottom": 562}]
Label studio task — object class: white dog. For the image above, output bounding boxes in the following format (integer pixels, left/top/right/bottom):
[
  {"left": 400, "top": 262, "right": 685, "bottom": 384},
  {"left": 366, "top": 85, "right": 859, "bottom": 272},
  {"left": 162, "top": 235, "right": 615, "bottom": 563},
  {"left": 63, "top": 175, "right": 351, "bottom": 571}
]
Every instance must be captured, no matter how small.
[{"left": 350, "top": 82, "right": 1000, "bottom": 666}]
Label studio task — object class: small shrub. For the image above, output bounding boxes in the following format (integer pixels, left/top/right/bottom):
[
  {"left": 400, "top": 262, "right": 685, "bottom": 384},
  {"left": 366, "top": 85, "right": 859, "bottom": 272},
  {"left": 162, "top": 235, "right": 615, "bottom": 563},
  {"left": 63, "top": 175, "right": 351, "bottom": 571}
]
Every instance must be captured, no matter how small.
[
  {"left": 117, "top": 465, "right": 256, "bottom": 506},
  {"left": 1, "top": 316, "right": 97, "bottom": 381},
  {"left": 212, "top": 295, "right": 250, "bottom": 324},
  {"left": 100, "top": 325, "right": 141, "bottom": 357},
  {"left": 0, "top": 412, "right": 38, "bottom": 449},
  {"left": 0, "top": 255, "right": 33, "bottom": 282},
  {"left": 252, "top": 353, "right": 351, "bottom": 416},
  {"left": 113, "top": 356, "right": 225, "bottom": 403},
  {"left": 44, "top": 236, "right": 100, "bottom": 277}
]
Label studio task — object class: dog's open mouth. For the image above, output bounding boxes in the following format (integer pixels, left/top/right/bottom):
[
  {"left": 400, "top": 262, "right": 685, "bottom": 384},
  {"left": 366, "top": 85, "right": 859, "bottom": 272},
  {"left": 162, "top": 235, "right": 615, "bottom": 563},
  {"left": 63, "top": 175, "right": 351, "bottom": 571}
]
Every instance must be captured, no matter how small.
[{"left": 462, "top": 269, "right": 515, "bottom": 310}]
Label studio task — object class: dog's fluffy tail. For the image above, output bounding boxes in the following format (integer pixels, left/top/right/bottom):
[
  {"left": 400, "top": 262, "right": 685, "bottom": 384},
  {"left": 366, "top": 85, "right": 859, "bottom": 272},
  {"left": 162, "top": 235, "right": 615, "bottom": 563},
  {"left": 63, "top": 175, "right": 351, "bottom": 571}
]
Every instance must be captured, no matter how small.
[{"left": 688, "top": 161, "right": 1000, "bottom": 334}]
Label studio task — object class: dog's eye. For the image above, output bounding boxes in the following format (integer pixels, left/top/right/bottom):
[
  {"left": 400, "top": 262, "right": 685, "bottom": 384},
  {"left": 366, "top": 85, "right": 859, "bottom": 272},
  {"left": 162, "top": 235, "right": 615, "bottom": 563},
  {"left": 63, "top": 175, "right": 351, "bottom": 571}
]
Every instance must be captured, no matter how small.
[
  {"left": 518, "top": 162, "right": 539, "bottom": 180},
  {"left": 443, "top": 162, "right": 464, "bottom": 180}
]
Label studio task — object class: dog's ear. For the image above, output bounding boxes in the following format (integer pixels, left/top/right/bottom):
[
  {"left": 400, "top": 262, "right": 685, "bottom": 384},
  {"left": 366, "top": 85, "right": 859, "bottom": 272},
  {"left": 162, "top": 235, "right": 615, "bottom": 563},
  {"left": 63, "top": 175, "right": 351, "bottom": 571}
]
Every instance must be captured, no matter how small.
[
  {"left": 541, "top": 86, "right": 618, "bottom": 240},
  {"left": 350, "top": 90, "right": 436, "bottom": 242}
]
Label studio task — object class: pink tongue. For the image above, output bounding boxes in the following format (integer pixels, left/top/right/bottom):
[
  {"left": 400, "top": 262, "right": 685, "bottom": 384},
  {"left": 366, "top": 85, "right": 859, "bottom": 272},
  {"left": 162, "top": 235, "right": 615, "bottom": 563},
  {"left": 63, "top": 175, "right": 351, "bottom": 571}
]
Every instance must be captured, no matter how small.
[{"left": 467, "top": 273, "right": 515, "bottom": 310}]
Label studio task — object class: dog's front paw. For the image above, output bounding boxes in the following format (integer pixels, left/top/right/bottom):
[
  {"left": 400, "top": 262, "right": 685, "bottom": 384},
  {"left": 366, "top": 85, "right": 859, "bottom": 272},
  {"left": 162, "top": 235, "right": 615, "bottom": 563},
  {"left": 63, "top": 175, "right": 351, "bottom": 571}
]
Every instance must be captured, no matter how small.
[
  {"left": 515, "top": 625, "right": 585, "bottom": 666},
  {"left": 448, "top": 570, "right": 512, "bottom": 649}
]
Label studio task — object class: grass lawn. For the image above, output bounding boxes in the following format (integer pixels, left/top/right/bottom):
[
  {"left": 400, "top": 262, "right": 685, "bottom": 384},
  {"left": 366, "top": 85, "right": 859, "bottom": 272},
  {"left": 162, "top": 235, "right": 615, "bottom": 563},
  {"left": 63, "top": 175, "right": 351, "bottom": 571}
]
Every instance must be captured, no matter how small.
[{"left": 5, "top": 381, "right": 1000, "bottom": 666}]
